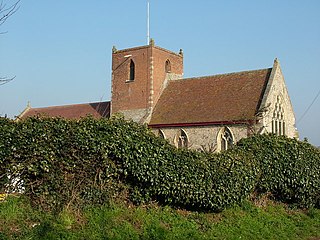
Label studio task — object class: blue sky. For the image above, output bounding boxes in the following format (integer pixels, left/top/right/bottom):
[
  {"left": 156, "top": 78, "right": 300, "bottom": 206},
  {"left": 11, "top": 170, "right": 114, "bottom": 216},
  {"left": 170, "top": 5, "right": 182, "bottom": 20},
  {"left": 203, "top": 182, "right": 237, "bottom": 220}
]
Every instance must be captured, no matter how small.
[{"left": 1, "top": 0, "right": 319, "bottom": 146}]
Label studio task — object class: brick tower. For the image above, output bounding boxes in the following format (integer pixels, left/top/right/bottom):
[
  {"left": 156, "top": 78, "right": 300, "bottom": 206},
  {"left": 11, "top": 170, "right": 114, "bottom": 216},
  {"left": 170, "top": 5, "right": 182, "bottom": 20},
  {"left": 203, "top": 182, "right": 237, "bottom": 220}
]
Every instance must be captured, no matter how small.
[{"left": 111, "top": 40, "right": 183, "bottom": 123}]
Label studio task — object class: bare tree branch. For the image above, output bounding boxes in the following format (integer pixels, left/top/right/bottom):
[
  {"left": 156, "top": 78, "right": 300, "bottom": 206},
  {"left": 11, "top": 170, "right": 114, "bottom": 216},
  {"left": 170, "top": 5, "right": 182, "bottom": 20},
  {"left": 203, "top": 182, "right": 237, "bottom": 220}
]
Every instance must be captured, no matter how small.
[
  {"left": 0, "top": 0, "right": 20, "bottom": 27},
  {"left": 0, "top": 76, "right": 15, "bottom": 85},
  {"left": 1, "top": 1, "right": 20, "bottom": 86}
]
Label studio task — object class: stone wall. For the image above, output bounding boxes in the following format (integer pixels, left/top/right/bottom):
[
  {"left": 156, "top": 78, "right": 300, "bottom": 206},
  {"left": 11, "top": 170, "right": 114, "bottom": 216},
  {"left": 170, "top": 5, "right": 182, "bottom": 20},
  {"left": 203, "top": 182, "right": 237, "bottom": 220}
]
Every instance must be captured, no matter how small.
[
  {"left": 259, "top": 59, "right": 298, "bottom": 138},
  {"left": 152, "top": 124, "right": 248, "bottom": 151},
  {"left": 118, "top": 108, "right": 148, "bottom": 123}
]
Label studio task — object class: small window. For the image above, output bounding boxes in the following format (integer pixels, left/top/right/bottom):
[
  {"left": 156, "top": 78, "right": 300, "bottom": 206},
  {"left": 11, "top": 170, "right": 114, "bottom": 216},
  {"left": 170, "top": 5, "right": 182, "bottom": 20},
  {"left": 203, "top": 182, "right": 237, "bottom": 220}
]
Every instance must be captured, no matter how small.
[
  {"left": 129, "top": 60, "right": 135, "bottom": 81},
  {"left": 178, "top": 129, "right": 188, "bottom": 149},
  {"left": 165, "top": 59, "right": 171, "bottom": 73}
]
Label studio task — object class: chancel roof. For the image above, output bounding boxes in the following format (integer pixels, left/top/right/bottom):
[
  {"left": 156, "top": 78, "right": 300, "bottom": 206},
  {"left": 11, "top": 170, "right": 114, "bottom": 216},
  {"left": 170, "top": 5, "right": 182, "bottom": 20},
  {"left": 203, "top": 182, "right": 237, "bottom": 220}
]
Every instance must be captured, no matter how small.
[
  {"left": 149, "top": 68, "right": 272, "bottom": 126},
  {"left": 19, "top": 101, "right": 110, "bottom": 120}
]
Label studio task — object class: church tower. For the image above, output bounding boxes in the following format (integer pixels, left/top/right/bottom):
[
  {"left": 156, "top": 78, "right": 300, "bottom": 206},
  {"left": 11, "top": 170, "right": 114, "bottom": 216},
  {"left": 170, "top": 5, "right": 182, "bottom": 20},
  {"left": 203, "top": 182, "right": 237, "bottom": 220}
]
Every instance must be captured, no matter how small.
[{"left": 111, "top": 40, "right": 184, "bottom": 123}]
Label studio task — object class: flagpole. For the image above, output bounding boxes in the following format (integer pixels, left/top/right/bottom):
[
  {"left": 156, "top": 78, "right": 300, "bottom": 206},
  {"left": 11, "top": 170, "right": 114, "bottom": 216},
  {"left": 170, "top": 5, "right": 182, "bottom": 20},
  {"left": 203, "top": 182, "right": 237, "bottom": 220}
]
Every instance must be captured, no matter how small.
[{"left": 147, "top": 1, "right": 150, "bottom": 44}]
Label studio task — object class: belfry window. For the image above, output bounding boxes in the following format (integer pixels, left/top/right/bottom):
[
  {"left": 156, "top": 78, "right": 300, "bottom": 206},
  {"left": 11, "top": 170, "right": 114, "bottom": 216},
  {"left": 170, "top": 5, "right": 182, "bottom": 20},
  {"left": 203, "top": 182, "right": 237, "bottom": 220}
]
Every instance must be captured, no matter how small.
[
  {"left": 271, "top": 96, "right": 285, "bottom": 136},
  {"left": 165, "top": 59, "right": 171, "bottom": 73},
  {"left": 219, "top": 127, "right": 234, "bottom": 151},
  {"left": 178, "top": 129, "right": 188, "bottom": 149},
  {"left": 129, "top": 60, "right": 135, "bottom": 81}
]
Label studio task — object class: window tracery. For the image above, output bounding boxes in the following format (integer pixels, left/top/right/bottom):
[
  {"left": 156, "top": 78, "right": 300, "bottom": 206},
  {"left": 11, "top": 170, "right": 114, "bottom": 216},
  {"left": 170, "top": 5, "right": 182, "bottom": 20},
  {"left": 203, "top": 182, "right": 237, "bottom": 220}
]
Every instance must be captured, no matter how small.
[
  {"left": 177, "top": 129, "right": 188, "bottom": 149},
  {"left": 219, "top": 127, "right": 233, "bottom": 151},
  {"left": 272, "top": 96, "right": 285, "bottom": 135}
]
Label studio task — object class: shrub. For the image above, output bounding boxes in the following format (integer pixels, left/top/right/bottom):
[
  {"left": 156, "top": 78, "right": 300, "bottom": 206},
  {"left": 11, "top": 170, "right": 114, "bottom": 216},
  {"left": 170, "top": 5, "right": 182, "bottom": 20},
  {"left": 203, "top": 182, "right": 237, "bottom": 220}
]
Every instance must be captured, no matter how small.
[
  {"left": 237, "top": 134, "right": 320, "bottom": 208},
  {"left": 2, "top": 117, "right": 319, "bottom": 212},
  {"left": 1, "top": 117, "right": 126, "bottom": 211},
  {"left": 0, "top": 117, "right": 15, "bottom": 192},
  {"left": 1, "top": 116, "right": 258, "bottom": 212},
  {"left": 95, "top": 117, "right": 259, "bottom": 211}
]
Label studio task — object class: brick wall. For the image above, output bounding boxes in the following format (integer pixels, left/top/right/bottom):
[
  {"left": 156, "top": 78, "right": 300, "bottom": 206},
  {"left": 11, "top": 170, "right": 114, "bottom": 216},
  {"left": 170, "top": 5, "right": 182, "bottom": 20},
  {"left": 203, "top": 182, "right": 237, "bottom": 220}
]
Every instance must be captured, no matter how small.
[
  {"left": 111, "top": 43, "right": 183, "bottom": 123},
  {"left": 111, "top": 46, "right": 150, "bottom": 113},
  {"left": 152, "top": 47, "right": 183, "bottom": 109}
]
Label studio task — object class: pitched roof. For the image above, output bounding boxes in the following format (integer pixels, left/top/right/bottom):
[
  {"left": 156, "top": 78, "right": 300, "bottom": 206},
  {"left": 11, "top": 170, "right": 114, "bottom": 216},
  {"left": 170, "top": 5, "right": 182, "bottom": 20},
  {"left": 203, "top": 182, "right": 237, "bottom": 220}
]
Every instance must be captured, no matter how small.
[
  {"left": 18, "top": 101, "right": 110, "bottom": 120},
  {"left": 149, "top": 68, "right": 272, "bottom": 126}
]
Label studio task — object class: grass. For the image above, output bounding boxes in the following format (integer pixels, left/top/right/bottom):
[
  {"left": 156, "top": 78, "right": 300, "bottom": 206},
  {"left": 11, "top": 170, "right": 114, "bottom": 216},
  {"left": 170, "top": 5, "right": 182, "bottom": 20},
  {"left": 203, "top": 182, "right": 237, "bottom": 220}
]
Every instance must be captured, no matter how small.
[{"left": 0, "top": 196, "right": 319, "bottom": 240}]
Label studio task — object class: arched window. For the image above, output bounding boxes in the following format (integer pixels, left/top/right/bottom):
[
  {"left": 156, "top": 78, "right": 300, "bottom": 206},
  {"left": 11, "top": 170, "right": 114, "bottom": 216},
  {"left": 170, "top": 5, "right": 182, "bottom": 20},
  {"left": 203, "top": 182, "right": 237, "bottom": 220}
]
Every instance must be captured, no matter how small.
[
  {"left": 129, "top": 60, "right": 135, "bottom": 81},
  {"left": 271, "top": 96, "right": 285, "bottom": 135},
  {"left": 178, "top": 129, "right": 188, "bottom": 149},
  {"left": 218, "top": 127, "right": 234, "bottom": 151},
  {"left": 165, "top": 59, "right": 171, "bottom": 73},
  {"left": 158, "top": 129, "right": 165, "bottom": 139}
]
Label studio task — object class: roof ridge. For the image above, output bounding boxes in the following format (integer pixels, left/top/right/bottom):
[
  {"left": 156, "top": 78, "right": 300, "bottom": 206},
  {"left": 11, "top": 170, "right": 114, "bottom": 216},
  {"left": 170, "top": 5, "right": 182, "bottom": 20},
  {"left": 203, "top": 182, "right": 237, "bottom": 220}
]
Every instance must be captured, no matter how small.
[
  {"left": 29, "top": 101, "right": 110, "bottom": 110},
  {"left": 172, "top": 67, "right": 272, "bottom": 82}
]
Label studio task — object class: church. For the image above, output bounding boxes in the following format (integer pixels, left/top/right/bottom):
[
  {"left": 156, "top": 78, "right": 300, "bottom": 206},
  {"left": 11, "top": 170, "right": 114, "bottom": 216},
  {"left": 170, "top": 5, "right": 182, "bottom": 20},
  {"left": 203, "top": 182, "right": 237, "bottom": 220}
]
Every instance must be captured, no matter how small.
[{"left": 18, "top": 40, "right": 298, "bottom": 151}]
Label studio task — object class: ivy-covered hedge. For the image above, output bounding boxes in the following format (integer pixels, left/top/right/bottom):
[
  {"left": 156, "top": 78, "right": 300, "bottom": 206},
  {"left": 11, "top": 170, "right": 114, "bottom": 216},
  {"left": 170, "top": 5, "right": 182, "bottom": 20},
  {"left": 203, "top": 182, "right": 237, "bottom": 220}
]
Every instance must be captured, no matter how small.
[
  {"left": 0, "top": 117, "right": 125, "bottom": 211},
  {"left": 0, "top": 118, "right": 14, "bottom": 191},
  {"left": 101, "top": 118, "right": 258, "bottom": 211},
  {"left": 237, "top": 134, "right": 320, "bottom": 208},
  {"left": 0, "top": 116, "right": 258, "bottom": 211},
  {"left": 1, "top": 116, "right": 319, "bottom": 211}
]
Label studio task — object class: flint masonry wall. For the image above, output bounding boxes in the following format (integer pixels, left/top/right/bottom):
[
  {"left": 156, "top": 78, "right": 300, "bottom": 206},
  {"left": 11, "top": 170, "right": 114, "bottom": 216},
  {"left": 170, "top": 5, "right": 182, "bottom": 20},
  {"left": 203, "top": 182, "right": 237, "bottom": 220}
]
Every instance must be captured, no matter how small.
[
  {"left": 152, "top": 125, "right": 248, "bottom": 151},
  {"left": 259, "top": 60, "right": 298, "bottom": 138}
]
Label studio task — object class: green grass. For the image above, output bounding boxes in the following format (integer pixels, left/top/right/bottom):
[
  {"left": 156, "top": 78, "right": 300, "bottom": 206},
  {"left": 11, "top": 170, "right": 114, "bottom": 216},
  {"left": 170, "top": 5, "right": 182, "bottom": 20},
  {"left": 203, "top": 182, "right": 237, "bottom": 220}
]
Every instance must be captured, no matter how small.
[{"left": 0, "top": 196, "right": 319, "bottom": 240}]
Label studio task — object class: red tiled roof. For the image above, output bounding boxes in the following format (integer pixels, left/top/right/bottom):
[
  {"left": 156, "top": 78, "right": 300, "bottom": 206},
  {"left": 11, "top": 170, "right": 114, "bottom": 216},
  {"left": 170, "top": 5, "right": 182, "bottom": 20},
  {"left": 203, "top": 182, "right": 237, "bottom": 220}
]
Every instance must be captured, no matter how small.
[
  {"left": 19, "top": 101, "right": 110, "bottom": 120},
  {"left": 149, "top": 68, "right": 272, "bottom": 126}
]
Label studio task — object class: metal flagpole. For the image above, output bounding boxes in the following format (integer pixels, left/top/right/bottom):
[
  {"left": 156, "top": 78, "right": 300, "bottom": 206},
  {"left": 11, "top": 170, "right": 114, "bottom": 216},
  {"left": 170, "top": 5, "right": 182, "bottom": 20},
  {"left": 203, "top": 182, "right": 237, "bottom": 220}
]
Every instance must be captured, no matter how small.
[{"left": 147, "top": 1, "right": 150, "bottom": 44}]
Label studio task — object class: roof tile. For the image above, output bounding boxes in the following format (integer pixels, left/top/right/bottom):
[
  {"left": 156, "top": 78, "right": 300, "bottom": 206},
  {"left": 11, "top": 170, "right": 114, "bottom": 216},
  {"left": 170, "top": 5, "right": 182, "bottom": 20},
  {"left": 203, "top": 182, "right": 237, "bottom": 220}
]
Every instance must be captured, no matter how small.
[
  {"left": 20, "top": 101, "right": 110, "bottom": 120},
  {"left": 149, "top": 68, "right": 271, "bottom": 126}
]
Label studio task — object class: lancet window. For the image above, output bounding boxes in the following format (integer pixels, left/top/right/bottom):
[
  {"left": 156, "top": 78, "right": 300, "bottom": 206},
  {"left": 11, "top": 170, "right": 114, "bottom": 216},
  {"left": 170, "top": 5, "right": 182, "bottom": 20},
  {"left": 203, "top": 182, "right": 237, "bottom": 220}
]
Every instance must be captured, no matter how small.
[{"left": 271, "top": 96, "right": 285, "bottom": 135}]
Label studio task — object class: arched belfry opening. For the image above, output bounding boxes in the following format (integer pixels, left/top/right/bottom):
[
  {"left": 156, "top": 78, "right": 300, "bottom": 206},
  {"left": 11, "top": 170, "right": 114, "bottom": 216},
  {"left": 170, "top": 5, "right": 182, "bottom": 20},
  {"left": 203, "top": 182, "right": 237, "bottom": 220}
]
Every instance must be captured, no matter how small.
[
  {"left": 165, "top": 59, "right": 171, "bottom": 73},
  {"left": 129, "top": 59, "right": 135, "bottom": 81}
]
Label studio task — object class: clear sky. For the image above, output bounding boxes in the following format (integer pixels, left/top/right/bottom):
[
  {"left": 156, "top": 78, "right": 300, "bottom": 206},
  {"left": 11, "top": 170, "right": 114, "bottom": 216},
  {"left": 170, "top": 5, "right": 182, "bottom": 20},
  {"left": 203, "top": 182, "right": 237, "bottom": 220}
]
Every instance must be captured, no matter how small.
[{"left": 1, "top": 0, "right": 319, "bottom": 146}]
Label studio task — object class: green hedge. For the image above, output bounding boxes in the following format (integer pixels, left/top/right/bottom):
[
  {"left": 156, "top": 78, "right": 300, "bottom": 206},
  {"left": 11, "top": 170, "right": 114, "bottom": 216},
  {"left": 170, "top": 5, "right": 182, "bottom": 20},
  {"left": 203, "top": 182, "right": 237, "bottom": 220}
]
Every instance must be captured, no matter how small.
[
  {"left": 0, "top": 117, "right": 125, "bottom": 211},
  {"left": 101, "top": 118, "right": 258, "bottom": 211},
  {"left": 237, "top": 134, "right": 320, "bottom": 208},
  {"left": 0, "top": 116, "right": 258, "bottom": 212},
  {"left": 0, "top": 118, "right": 15, "bottom": 191},
  {"left": 1, "top": 116, "right": 319, "bottom": 211}
]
